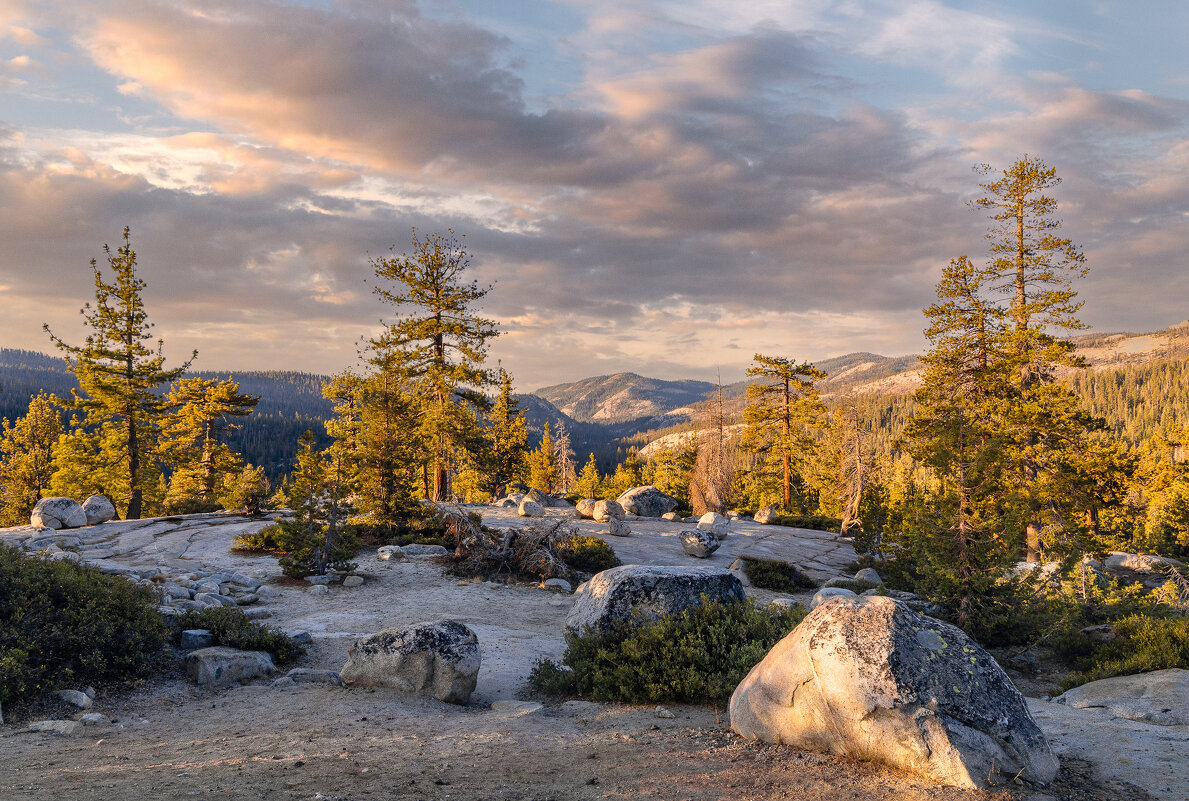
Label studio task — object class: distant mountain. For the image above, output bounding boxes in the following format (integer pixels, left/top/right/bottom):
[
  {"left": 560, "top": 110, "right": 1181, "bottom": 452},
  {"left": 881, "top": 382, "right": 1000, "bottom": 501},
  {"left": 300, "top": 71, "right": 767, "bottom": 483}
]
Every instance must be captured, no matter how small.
[{"left": 532, "top": 372, "right": 720, "bottom": 424}]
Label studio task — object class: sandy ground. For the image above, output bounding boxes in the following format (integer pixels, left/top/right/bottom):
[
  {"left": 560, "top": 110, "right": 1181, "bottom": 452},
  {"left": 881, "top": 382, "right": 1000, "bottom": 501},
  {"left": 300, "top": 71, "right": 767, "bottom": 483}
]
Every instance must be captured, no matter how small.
[{"left": 0, "top": 508, "right": 1171, "bottom": 800}]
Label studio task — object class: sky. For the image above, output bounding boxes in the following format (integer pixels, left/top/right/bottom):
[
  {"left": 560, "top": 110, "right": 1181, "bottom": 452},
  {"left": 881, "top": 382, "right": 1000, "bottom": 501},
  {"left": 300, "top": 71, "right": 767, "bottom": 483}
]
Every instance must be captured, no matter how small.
[{"left": 1, "top": 0, "right": 1187, "bottom": 391}]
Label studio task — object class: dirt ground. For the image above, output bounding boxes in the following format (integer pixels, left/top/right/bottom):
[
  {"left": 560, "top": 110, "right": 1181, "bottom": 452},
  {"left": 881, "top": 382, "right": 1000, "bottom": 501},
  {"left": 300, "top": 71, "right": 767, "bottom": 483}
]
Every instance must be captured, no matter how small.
[{"left": 0, "top": 509, "right": 1164, "bottom": 800}]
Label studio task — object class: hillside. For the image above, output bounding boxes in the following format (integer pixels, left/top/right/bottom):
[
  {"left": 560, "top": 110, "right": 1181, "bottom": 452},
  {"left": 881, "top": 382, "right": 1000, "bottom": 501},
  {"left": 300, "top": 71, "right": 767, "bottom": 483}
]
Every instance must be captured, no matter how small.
[{"left": 532, "top": 372, "right": 721, "bottom": 424}]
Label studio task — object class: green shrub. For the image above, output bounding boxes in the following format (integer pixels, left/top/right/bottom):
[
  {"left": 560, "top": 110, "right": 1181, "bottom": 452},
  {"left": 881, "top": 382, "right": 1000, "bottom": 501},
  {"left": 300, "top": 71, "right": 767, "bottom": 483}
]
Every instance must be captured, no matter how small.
[
  {"left": 528, "top": 598, "right": 806, "bottom": 704},
  {"left": 741, "top": 556, "right": 817, "bottom": 592},
  {"left": 231, "top": 522, "right": 289, "bottom": 553},
  {"left": 173, "top": 606, "right": 305, "bottom": 666},
  {"left": 1064, "top": 614, "right": 1189, "bottom": 688},
  {"left": 556, "top": 535, "right": 621, "bottom": 575},
  {"left": 771, "top": 515, "right": 842, "bottom": 533},
  {"left": 0, "top": 547, "right": 168, "bottom": 706}
]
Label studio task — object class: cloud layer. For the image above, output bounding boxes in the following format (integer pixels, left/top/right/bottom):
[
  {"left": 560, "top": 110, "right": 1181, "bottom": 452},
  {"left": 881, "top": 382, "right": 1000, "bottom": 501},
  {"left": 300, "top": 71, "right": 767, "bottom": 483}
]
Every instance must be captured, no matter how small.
[{"left": 2, "top": 1, "right": 1187, "bottom": 389}]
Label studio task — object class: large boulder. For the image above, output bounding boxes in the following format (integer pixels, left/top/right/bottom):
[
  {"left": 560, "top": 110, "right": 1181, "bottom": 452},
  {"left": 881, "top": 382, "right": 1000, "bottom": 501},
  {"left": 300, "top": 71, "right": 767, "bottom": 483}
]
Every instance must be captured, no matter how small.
[
  {"left": 616, "top": 486, "right": 679, "bottom": 518},
  {"left": 566, "top": 565, "right": 745, "bottom": 632},
  {"left": 730, "top": 596, "right": 1057, "bottom": 789},
  {"left": 753, "top": 505, "right": 779, "bottom": 525},
  {"left": 593, "top": 499, "right": 625, "bottom": 522},
  {"left": 1055, "top": 669, "right": 1189, "bottom": 726},
  {"left": 30, "top": 497, "right": 87, "bottom": 530},
  {"left": 607, "top": 518, "right": 631, "bottom": 537},
  {"left": 680, "top": 529, "right": 720, "bottom": 558},
  {"left": 339, "top": 620, "right": 480, "bottom": 705},
  {"left": 575, "top": 499, "right": 597, "bottom": 519},
  {"left": 185, "top": 647, "right": 275, "bottom": 688},
  {"left": 80, "top": 494, "right": 116, "bottom": 525},
  {"left": 518, "top": 499, "right": 544, "bottom": 518}
]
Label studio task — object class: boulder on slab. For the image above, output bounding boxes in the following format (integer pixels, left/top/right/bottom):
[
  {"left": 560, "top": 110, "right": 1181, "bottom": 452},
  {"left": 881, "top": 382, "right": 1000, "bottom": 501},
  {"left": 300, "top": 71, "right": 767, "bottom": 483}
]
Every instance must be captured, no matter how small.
[
  {"left": 566, "top": 565, "right": 745, "bottom": 633},
  {"left": 730, "top": 596, "right": 1057, "bottom": 789},
  {"left": 185, "top": 647, "right": 275, "bottom": 688},
  {"left": 339, "top": 620, "right": 480, "bottom": 705},
  {"left": 575, "top": 499, "right": 597, "bottom": 519},
  {"left": 1055, "top": 668, "right": 1189, "bottom": 726},
  {"left": 30, "top": 497, "right": 87, "bottom": 530},
  {"left": 377, "top": 545, "right": 406, "bottom": 561},
  {"left": 854, "top": 567, "right": 882, "bottom": 585},
  {"left": 81, "top": 494, "right": 116, "bottom": 525},
  {"left": 753, "top": 505, "right": 779, "bottom": 525},
  {"left": 680, "top": 529, "right": 720, "bottom": 558},
  {"left": 593, "top": 499, "right": 626, "bottom": 522},
  {"left": 616, "top": 486, "right": 679, "bottom": 518},
  {"left": 661, "top": 511, "right": 681, "bottom": 522},
  {"left": 1104, "top": 552, "right": 1185, "bottom": 573},
  {"left": 518, "top": 499, "right": 544, "bottom": 518},
  {"left": 696, "top": 512, "right": 728, "bottom": 537},
  {"left": 810, "top": 587, "right": 856, "bottom": 609},
  {"left": 607, "top": 518, "right": 631, "bottom": 537}
]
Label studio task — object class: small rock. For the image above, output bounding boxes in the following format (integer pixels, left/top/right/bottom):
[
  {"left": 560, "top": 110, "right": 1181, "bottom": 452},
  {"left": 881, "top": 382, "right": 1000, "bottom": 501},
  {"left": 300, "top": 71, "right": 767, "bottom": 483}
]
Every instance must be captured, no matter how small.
[
  {"left": 753, "top": 505, "right": 779, "bottom": 525},
  {"left": 305, "top": 574, "right": 339, "bottom": 586},
  {"left": 80, "top": 712, "right": 111, "bottom": 726},
  {"left": 661, "top": 512, "right": 681, "bottom": 522},
  {"left": 185, "top": 647, "right": 275, "bottom": 688},
  {"left": 655, "top": 706, "right": 675, "bottom": 719},
  {"left": 340, "top": 620, "right": 481, "bottom": 705},
  {"left": 342, "top": 575, "right": 364, "bottom": 588},
  {"left": 696, "top": 512, "right": 728, "bottom": 537},
  {"left": 234, "top": 593, "right": 259, "bottom": 606},
  {"left": 403, "top": 544, "right": 449, "bottom": 558},
  {"left": 1080, "top": 624, "right": 1116, "bottom": 644},
  {"left": 543, "top": 577, "right": 572, "bottom": 593},
  {"left": 593, "top": 500, "right": 626, "bottom": 523},
  {"left": 518, "top": 499, "right": 544, "bottom": 518},
  {"left": 616, "top": 486, "right": 679, "bottom": 518},
  {"left": 810, "top": 587, "right": 857, "bottom": 609},
  {"left": 377, "top": 545, "right": 406, "bottom": 561},
  {"left": 854, "top": 567, "right": 882, "bottom": 585},
  {"left": 288, "top": 630, "right": 314, "bottom": 646},
  {"left": 607, "top": 518, "right": 631, "bottom": 537},
  {"left": 244, "top": 607, "right": 273, "bottom": 619},
  {"left": 308, "top": 585, "right": 330, "bottom": 596},
  {"left": 54, "top": 689, "right": 92, "bottom": 709},
  {"left": 285, "top": 668, "right": 343, "bottom": 686},
  {"left": 575, "top": 499, "right": 597, "bottom": 519},
  {"left": 491, "top": 700, "right": 544, "bottom": 717},
  {"left": 181, "top": 629, "right": 215, "bottom": 650},
  {"left": 680, "top": 529, "right": 720, "bottom": 558},
  {"left": 271, "top": 676, "right": 298, "bottom": 689},
  {"left": 26, "top": 720, "right": 80, "bottom": 735}
]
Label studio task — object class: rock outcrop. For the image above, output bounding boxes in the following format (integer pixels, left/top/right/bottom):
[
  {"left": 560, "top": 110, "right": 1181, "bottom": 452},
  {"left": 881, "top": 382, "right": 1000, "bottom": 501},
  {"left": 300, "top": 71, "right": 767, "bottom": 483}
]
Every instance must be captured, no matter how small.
[
  {"left": 339, "top": 620, "right": 480, "bottom": 705},
  {"left": 1055, "top": 668, "right": 1189, "bottom": 726},
  {"left": 30, "top": 497, "right": 87, "bottom": 530},
  {"left": 730, "top": 596, "right": 1057, "bottom": 789},
  {"left": 616, "top": 486, "right": 679, "bottom": 518},
  {"left": 566, "top": 565, "right": 745, "bottom": 632}
]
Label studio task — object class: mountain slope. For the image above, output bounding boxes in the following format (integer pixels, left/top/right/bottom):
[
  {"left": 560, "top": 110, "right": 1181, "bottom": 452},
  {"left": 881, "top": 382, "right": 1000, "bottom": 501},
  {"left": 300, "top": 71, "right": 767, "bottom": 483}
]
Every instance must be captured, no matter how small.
[{"left": 532, "top": 372, "right": 718, "bottom": 424}]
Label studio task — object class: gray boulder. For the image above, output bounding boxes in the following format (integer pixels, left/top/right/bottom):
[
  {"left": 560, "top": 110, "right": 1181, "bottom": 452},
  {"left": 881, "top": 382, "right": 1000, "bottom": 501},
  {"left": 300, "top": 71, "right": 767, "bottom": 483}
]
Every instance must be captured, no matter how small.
[
  {"left": 81, "top": 494, "right": 116, "bottom": 525},
  {"left": 402, "top": 544, "right": 449, "bottom": 558},
  {"left": 185, "top": 647, "right": 275, "bottom": 688},
  {"left": 696, "top": 512, "right": 728, "bottom": 537},
  {"left": 607, "top": 518, "right": 631, "bottom": 537},
  {"left": 339, "top": 620, "right": 480, "bottom": 704},
  {"left": 1055, "top": 668, "right": 1189, "bottom": 726},
  {"left": 810, "top": 587, "right": 856, "bottom": 609},
  {"left": 617, "top": 486, "right": 679, "bottom": 518},
  {"left": 593, "top": 499, "right": 626, "bottom": 522},
  {"left": 518, "top": 498, "right": 544, "bottom": 518},
  {"left": 566, "top": 565, "right": 745, "bottom": 632},
  {"left": 730, "top": 596, "right": 1057, "bottom": 789},
  {"left": 753, "top": 505, "right": 779, "bottom": 525},
  {"left": 575, "top": 499, "right": 597, "bottom": 519},
  {"left": 30, "top": 497, "right": 87, "bottom": 530},
  {"left": 680, "top": 529, "right": 720, "bottom": 558},
  {"left": 180, "top": 629, "right": 214, "bottom": 650},
  {"left": 854, "top": 567, "right": 882, "bottom": 585},
  {"left": 377, "top": 545, "right": 406, "bottom": 561}
]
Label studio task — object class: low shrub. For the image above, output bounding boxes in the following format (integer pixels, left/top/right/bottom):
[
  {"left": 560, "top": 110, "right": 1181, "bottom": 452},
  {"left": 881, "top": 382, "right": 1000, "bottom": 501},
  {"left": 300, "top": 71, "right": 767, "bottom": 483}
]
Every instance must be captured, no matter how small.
[
  {"left": 173, "top": 607, "right": 305, "bottom": 666},
  {"left": 1064, "top": 614, "right": 1189, "bottom": 688},
  {"left": 556, "top": 535, "right": 621, "bottom": 575},
  {"left": 771, "top": 515, "right": 842, "bottom": 533},
  {"left": 231, "top": 522, "right": 288, "bottom": 554},
  {"left": 0, "top": 547, "right": 168, "bottom": 707},
  {"left": 232, "top": 521, "right": 358, "bottom": 578},
  {"left": 528, "top": 598, "right": 806, "bottom": 704},
  {"left": 741, "top": 556, "right": 818, "bottom": 592}
]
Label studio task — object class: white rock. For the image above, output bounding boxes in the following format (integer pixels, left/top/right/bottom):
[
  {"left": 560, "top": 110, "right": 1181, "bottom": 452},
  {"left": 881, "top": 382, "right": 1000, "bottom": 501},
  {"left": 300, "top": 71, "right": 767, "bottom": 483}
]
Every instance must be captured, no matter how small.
[
  {"left": 854, "top": 568, "right": 882, "bottom": 585},
  {"left": 696, "top": 512, "right": 728, "bottom": 537},
  {"left": 26, "top": 720, "right": 81, "bottom": 735},
  {"left": 342, "top": 575, "right": 364, "bottom": 588},
  {"left": 810, "top": 587, "right": 857, "bottom": 609},
  {"left": 80, "top": 495, "right": 116, "bottom": 525},
  {"left": 566, "top": 565, "right": 745, "bottom": 632},
  {"left": 730, "top": 596, "right": 1057, "bottom": 789},
  {"left": 377, "top": 545, "right": 406, "bottom": 561},
  {"left": 309, "top": 584, "right": 330, "bottom": 596},
  {"left": 753, "top": 505, "right": 779, "bottom": 524},
  {"left": 54, "top": 689, "right": 92, "bottom": 709},
  {"left": 543, "top": 577, "right": 572, "bottom": 593},
  {"left": 1055, "top": 669, "right": 1189, "bottom": 726},
  {"left": 680, "top": 529, "right": 720, "bottom": 558},
  {"left": 80, "top": 712, "right": 111, "bottom": 726},
  {"left": 518, "top": 499, "right": 544, "bottom": 518},
  {"left": 185, "top": 647, "right": 275, "bottom": 688},
  {"left": 575, "top": 499, "right": 597, "bottom": 519},
  {"left": 661, "top": 512, "right": 681, "bottom": 522},
  {"left": 593, "top": 500, "right": 625, "bottom": 523},
  {"left": 30, "top": 497, "right": 87, "bottom": 530},
  {"left": 616, "top": 486, "right": 679, "bottom": 518}
]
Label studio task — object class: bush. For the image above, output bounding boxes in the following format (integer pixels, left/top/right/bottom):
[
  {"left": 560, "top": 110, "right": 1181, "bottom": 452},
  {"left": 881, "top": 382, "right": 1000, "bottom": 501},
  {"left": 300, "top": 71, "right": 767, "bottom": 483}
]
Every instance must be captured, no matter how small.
[
  {"left": 771, "top": 515, "right": 842, "bottom": 533},
  {"left": 232, "top": 520, "right": 358, "bottom": 577},
  {"left": 173, "top": 606, "right": 305, "bottom": 666},
  {"left": 740, "top": 556, "right": 817, "bottom": 592},
  {"left": 528, "top": 598, "right": 806, "bottom": 704},
  {"left": 1064, "top": 614, "right": 1189, "bottom": 688},
  {"left": 231, "top": 522, "right": 289, "bottom": 553},
  {"left": 556, "top": 535, "right": 621, "bottom": 575},
  {"left": 0, "top": 547, "right": 168, "bottom": 707}
]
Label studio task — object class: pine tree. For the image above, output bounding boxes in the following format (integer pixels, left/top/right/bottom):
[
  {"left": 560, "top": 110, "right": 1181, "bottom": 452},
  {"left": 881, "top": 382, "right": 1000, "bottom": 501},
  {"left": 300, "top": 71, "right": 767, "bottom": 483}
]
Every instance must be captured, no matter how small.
[
  {"left": 610, "top": 448, "right": 644, "bottom": 497},
  {"left": 742, "top": 354, "right": 826, "bottom": 513},
  {"left": 552, "top": 420, "right": 577, "bottom": 494},
  {"left": 369, "top": 230, "right": 497, "bottom": 501},
  {"left": 0, "top": 393, "right": 63, "bottom": 526},
  {"left": 529, "top": 422, "right": 558, "bottom": 492},
  {"left": 44, "top": 227, "right": 194, "bottom": 519},
  {"left": 477, "top": 369, "right": 528, "bottom": 498},
  {"left": 578, "top": 453, "right": 601, "bottom": 499},
  {"left": 160, "top": 377, "right": 258, "bottom": 512}
]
